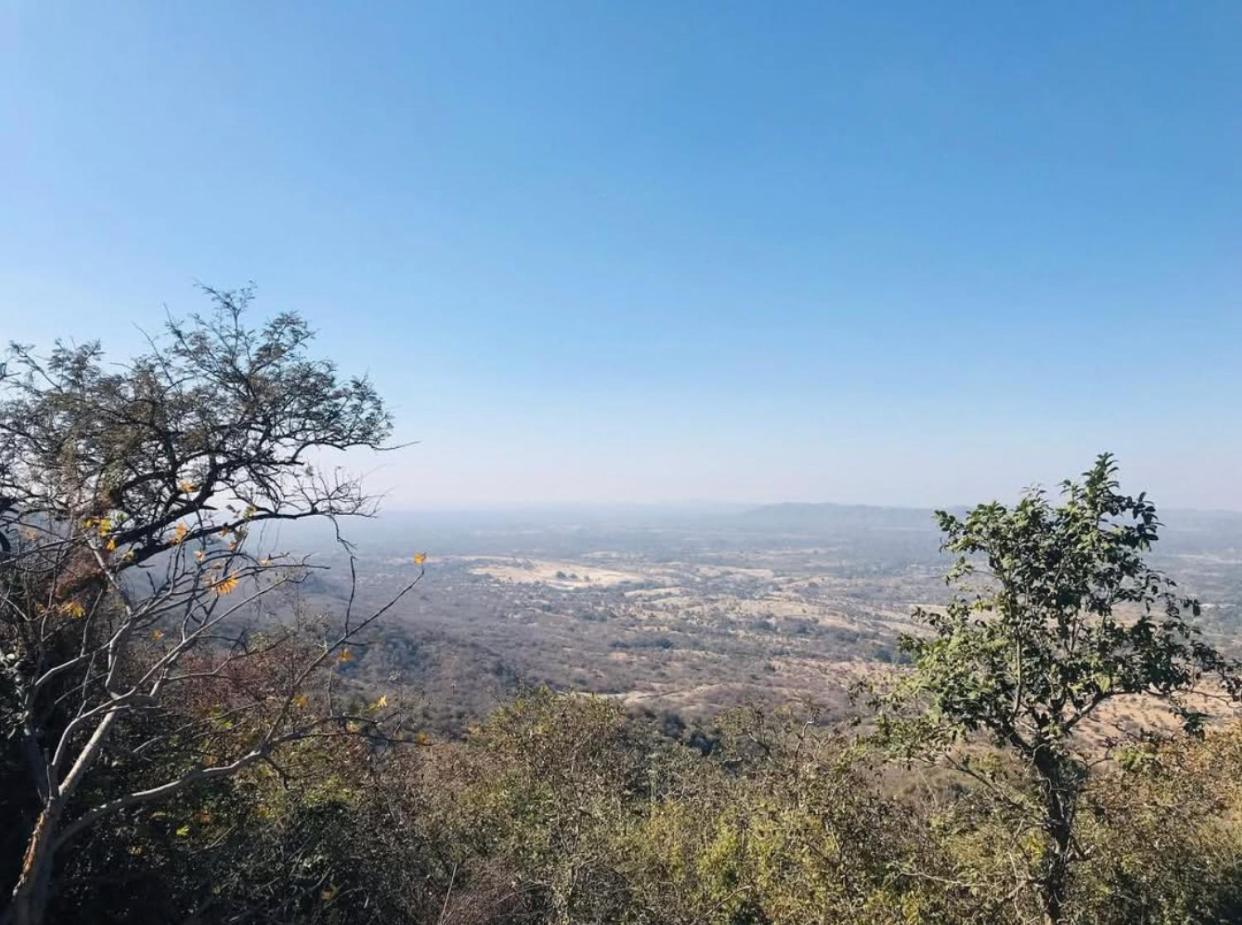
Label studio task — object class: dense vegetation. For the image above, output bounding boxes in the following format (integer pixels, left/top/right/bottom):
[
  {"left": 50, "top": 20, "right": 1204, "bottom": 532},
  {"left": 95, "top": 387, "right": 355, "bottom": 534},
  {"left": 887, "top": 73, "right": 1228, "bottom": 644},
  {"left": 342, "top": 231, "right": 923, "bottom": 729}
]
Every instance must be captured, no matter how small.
[
  {"left": 4, "top": 298, "right": 1241, "bottom": 923},
  {"left": 8, "top": 690, "right": 1242, "bottom": 924}
]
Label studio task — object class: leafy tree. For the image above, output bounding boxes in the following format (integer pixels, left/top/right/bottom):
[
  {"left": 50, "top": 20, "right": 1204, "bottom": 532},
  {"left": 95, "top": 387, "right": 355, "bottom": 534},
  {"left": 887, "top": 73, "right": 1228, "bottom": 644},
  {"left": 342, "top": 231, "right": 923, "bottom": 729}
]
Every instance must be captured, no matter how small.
[
  {"left": 879, "top": 454, "right": 1241, "bottom": 923},
  {"left": 0, "top": 288, "right": 421, "bottom": 925}
]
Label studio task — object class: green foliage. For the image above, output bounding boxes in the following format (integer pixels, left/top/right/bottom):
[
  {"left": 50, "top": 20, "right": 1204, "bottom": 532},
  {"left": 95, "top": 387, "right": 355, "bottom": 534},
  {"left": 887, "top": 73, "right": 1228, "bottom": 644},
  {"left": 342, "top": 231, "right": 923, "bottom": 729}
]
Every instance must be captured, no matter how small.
[
  {"left": 890, "top": 453, "right": 1238, "bottom": 752},
  {"left": 613, "top": 707, "right": 975, "bottom": 924},
  {"left": 363, "top": 696, "right": 986, "bottom": 924},
  {"left": 1073, "top": 725, "right": 1242, "bottom": 923},
  {"left": 877, "top": 454, "right": 1242, "bottom": 922},
  {"left": 26, "top": 687, "right": 1242, "bottom": 925}
]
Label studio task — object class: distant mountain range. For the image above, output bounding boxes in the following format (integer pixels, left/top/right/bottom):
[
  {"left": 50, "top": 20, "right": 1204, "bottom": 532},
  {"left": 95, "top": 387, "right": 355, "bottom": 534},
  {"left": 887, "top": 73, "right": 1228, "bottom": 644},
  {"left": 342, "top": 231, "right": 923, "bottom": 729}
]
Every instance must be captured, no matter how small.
[
  {"left": 280, "top": 500, "right": 1242, "bottom": 560},
  {"left": 735, "top": 502, "right": 940, "bottom": 533},
  {"left": 735, "top": 501, "right": 1242, "bottom": 554}
]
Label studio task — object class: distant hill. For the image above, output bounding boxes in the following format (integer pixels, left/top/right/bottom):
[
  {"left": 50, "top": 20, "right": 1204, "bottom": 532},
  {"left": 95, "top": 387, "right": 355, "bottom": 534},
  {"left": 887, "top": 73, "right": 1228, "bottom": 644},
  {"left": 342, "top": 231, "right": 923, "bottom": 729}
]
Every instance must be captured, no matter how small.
[
  {"left": 1155, "top": 508, "right": 1242, "bottom": 555},
  {"left": 735, "top": 501, "right": 940, "bottom": 534},
  {"left": 736, "top": 501, "right": 1242, "bottom": 555},
  {"left": 281, "top": 500, "right": 1242, "bottom": 562}
]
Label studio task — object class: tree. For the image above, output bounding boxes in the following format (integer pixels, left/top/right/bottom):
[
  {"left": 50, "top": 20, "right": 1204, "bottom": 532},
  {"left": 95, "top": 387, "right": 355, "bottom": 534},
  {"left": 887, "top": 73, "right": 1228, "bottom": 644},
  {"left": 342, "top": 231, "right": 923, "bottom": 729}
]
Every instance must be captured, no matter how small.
[
  {"left": 0, "top": 288, "right": 422, "bottom": 925},
  {"left": 879, "top": 454, "right": 1241, "bottom": 924}
]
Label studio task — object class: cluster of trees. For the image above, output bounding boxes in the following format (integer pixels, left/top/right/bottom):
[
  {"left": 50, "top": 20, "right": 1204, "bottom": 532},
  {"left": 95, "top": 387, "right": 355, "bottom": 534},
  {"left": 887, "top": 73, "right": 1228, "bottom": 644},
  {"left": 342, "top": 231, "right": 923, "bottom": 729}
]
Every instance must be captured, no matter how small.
[{"left": 3, "top": 295, "right": 1240, "bottom": 923}]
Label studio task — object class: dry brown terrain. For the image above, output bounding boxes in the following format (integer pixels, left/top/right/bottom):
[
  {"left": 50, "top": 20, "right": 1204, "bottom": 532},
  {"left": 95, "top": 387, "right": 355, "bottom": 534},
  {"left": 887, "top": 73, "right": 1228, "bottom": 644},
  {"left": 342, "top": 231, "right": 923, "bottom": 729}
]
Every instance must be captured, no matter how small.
[{"left": 296, "top": 506, "right": 1242, "bottom": 736}]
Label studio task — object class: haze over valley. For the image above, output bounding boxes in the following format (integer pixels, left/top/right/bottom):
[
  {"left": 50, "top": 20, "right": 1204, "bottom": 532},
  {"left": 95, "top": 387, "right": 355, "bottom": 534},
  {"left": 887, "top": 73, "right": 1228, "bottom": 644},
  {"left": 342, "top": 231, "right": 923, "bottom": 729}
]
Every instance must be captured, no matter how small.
[{"left": 289, "top": 501, "right": 1242, "bottom": 734}]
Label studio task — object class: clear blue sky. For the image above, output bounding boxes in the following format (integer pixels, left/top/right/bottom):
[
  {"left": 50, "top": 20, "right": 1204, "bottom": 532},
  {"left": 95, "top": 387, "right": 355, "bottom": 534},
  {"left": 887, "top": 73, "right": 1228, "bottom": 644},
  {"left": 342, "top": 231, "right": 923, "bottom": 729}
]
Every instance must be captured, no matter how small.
[{"left": 2, "top": 2, "right": 1240, "bottom": 509}]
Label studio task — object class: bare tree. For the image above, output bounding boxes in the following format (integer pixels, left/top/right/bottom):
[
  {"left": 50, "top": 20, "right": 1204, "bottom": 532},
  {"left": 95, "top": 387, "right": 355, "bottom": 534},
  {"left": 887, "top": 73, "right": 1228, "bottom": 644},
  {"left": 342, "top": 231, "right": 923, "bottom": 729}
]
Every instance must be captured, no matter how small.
[{"left": 0, "top": 288, "right": 420, "bottom": 925}]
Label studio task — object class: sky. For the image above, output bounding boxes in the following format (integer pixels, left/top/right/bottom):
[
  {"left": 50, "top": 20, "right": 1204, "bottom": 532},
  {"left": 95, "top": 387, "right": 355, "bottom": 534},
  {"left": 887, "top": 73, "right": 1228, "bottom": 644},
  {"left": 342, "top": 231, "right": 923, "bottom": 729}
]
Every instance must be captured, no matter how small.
[{"left": 2, "top": 2, "right": 1240, "bottom": 510}]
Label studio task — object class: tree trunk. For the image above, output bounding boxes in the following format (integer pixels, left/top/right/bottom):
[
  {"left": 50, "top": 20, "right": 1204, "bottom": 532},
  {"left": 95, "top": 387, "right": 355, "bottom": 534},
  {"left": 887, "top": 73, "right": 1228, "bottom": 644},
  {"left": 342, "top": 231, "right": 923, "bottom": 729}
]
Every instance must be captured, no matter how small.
[
  {"left": 1032, "top": 747, "right": 1078, "bottom": 925},
  {"left": 1039, "top": 793, "right": 1071, "bottom": 925},
  {"left": 6, "top": 805, "right": 58, "bottom": 925}
]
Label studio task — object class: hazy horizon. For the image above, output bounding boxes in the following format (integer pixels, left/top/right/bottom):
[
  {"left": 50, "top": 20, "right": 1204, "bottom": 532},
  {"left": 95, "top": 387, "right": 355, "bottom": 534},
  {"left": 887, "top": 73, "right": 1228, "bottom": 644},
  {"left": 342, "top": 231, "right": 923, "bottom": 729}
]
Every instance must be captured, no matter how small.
[
  {"left": 373, "top": 496, "right": 1242, "bottom": 517},
  {"left": 4, "top": 3, "right": 1240, "bottom": 510}
]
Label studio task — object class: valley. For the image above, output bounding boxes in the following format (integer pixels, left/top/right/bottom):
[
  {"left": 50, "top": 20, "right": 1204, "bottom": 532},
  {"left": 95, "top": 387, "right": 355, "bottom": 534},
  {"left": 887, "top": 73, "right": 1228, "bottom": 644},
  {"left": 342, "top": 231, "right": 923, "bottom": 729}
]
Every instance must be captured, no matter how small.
[{"left": 300, "top": 503, "right": 1242, "bottom": 734}]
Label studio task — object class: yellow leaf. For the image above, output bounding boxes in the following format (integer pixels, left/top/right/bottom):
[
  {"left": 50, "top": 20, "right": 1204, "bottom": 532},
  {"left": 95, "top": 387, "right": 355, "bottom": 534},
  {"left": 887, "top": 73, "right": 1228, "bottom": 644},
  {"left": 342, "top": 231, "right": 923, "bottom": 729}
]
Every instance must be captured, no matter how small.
[
  {"left": 172, "top": 523, "right": 188, "bottom": 546},
  {"left": 415, "top": 731, "right": 431, "bottom": 746},
  {"left": 178, "top": 480, "right": 197, "bottom": 494},
  {"left": 371, "top": 694, "right": 389, "bottom": 711},
  {"left": 175, "top": 825, "right": 190, "bottom": 837},
  {"left": 151, "top": 628, "right": 164, "bottom": 641},
  {"left": 292, "top": 693, "right": 309, "bottom": 709},
  {"left": 336, "top": 648, "right": 355, "bottom": 664},
  {"left": 62, "top": 601, "right": 86, "bottom": 619},
  {"left": 105, "top": 537, "right": 118, "bottom": 552},
  {"left": 212, "top": 575, "right": 240, "bottom": 596},
  {"left": 194, "top": 550, "right": 206, "bottom": 562},
  {"left": 413, "top": 552, "right": 427, "bottom": 566}
]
